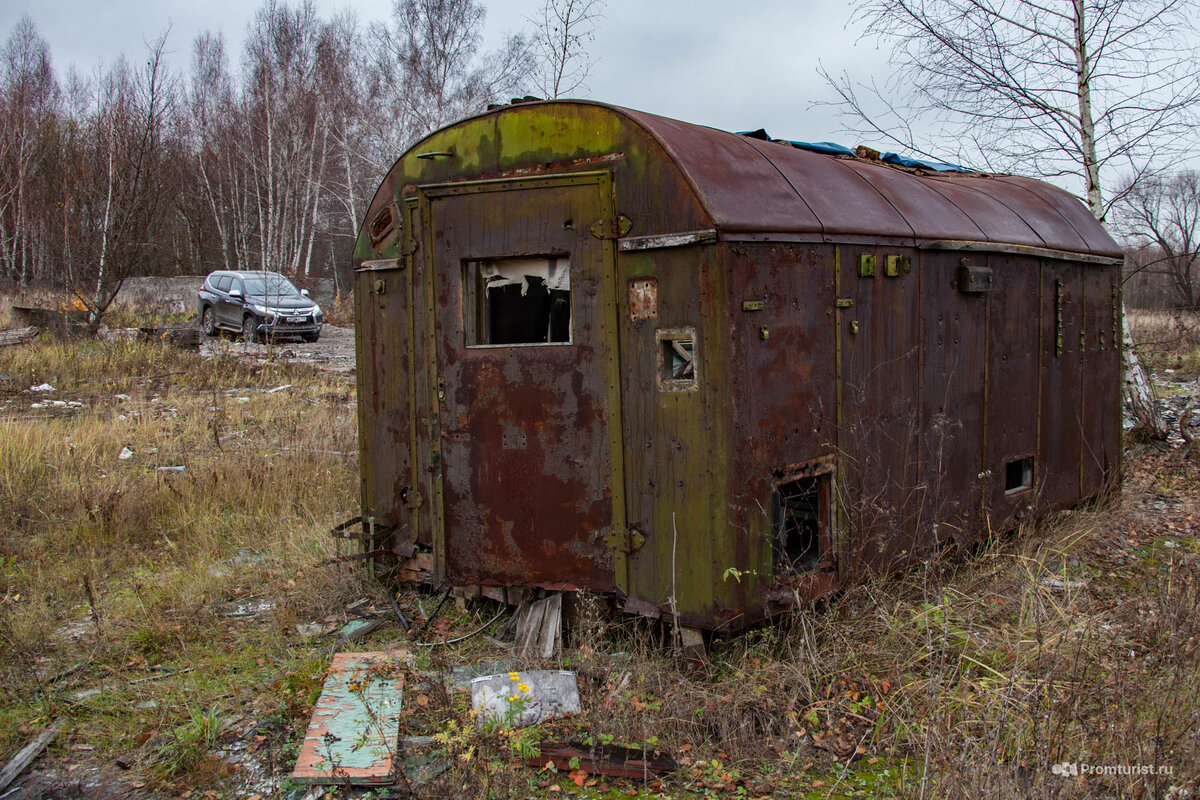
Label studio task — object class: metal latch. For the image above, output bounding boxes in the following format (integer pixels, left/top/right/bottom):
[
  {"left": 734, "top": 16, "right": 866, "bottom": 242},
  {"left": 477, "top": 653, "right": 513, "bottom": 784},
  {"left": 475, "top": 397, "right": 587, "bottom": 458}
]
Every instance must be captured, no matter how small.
[
  {"left": 956, "top": 264, "right": 994, "bottom": 293},
  {"left": 401, "top": 488, "right": 424, "bottom": 510},
  {"left": 590, "top": 215, "right": 633, "bottom": 240},
  {"left": 604, "top": 527, "right": 646, "bottom": 554}
]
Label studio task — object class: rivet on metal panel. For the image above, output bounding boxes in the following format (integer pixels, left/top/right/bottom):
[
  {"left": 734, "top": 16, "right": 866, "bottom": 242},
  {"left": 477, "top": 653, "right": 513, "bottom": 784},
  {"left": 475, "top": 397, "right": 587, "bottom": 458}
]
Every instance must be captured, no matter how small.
[
  {"left": 1111, "top": 280, "right": 1119, "bottom": 346},
  {"left": 742, "top": 300, "right": 766, "bottom": 312},
  {"left": 849, "top": 321, "right": 860, "bottom": 335},
  {"left": 858, "top": 254, "right": 876, "bottom": 278},
  {"left": 1055, "top": 279, "right": 1064, "bottom": 357},
  {"left": 759, "top": 326, "right": 770, "bottom": 340},
  {"left": 374, "top": 279, "right": 386, "bottom": 294},
  {"left": 436, "top": 376, "right": 446, "bottom": 400}
]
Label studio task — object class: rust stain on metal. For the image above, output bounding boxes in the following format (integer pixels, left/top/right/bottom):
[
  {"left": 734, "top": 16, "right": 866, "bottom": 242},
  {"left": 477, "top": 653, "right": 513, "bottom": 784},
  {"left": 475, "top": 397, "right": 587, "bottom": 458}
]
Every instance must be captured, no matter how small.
[{"left": 628, "top": 278, "right": 658, "bottom": 321}]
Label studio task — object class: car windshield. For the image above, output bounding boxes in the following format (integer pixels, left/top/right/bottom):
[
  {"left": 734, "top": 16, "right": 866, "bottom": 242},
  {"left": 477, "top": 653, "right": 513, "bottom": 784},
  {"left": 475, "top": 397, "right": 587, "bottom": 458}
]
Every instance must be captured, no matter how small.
[{"left": 243, "top": 275, "right": 299, "bottom": 298}]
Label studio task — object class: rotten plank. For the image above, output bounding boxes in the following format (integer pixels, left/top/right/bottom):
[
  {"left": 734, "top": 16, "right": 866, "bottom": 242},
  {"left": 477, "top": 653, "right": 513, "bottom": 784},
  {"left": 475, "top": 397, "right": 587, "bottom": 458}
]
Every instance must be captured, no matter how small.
[
  {"left": 292, "top": 652, "right": 405, "bottom": 785},
  {"left": 0, "top": 717, "right": 67, "bottom": 793},
  {"left": 526, "top": 742, "right": 678, "bottom": 779},
  {"left": 0, "top": 327, "right": 38, "bottom": 348}
]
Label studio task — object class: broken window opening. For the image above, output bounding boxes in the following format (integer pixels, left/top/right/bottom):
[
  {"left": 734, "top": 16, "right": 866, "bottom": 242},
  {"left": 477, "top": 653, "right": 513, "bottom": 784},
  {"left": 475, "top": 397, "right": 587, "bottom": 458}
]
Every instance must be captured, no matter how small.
[
  {"left": 1004, "top": 457, "right": 1034, "bottom": 494},
  {"left": 771, "top": 475, "right": 827, "bottom": 573},
  {"left": 655, "top": 328, "right": 698, "bottom": 391},
  {"left": 464, "top": 257, "right": 571, "bottom": 346}
]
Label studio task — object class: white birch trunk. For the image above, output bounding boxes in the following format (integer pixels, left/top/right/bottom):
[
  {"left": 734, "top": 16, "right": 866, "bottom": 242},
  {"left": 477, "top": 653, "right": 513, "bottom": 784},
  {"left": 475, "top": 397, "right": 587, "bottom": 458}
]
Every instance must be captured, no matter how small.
[{"left": 1074, "top": 0, "right": 1165, "bottom": 438}]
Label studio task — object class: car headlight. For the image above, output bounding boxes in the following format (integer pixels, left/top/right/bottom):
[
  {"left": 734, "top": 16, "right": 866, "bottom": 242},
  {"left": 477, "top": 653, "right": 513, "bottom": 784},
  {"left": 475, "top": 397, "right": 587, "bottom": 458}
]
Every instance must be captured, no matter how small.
[
  {"left": 313, "top": 305, "right": 323, "bottom": 320},
  {"left": 252, "top": 303, "right": 267, "bottom": 315}
]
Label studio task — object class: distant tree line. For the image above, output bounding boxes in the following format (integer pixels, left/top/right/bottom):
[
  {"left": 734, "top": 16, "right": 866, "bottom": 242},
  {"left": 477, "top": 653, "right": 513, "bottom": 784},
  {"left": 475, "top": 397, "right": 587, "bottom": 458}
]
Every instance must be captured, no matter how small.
[{"left": 0, "top": 0, "right": 603, "bottom": 329}]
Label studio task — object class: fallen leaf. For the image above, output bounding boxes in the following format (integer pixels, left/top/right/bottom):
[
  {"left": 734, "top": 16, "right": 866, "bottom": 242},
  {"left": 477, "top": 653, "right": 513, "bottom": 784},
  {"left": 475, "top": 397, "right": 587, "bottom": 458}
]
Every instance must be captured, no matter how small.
[{"left": 416, "top": 694, "right": 429, "bottom": 707}]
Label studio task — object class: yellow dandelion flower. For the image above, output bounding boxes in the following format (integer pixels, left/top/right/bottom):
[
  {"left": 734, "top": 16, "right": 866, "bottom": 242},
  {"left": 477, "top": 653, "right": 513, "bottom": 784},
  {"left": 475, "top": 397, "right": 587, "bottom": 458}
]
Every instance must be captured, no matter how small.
[
  {"left": 509, "top": 694, "right": 519, "bottom": 701},
  {"left": 518, "top": 682, "right": 530, "bottom": 694},
  {"left": 508, "top": 671, "right": 520, "bottom": 681}
]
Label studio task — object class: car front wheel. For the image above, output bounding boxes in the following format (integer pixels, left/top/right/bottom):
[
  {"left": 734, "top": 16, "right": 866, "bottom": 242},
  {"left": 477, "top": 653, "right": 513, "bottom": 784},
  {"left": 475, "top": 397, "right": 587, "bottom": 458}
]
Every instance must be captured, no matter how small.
[
  {"left": 200, "top": 306, "right": 217, "bottom": 337},
  {"left": 241, "top": 315, "right": 259, "bottom": 343}
]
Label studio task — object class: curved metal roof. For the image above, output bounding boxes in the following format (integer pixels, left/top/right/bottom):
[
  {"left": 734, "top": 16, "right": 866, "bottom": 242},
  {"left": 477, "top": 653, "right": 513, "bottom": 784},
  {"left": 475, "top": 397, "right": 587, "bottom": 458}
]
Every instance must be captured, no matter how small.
[{"left": 615, "top": 105, "right": 1122, "bottom": 259}]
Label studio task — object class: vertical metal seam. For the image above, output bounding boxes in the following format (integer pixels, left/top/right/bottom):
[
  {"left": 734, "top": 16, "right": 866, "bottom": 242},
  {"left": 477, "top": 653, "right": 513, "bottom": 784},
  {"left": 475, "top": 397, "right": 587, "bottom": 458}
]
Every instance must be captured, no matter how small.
[
  {"left": 1036, "top": 260, "right": 1044, "bottom": 499},
  {"left": 419, "top": 189, "right": 446, "bottom": 584},
  {"left": 596, "top": 170, "right": 630, "bottom": 596},
  {"left": 832, "top": 246, "right": 846, "bottom": 577},
  {"left": 981, "top": 256, "right": 990, "bottom": 516},
  {"left": 405, "top": 198, "right": 421, "bottom": 552}
]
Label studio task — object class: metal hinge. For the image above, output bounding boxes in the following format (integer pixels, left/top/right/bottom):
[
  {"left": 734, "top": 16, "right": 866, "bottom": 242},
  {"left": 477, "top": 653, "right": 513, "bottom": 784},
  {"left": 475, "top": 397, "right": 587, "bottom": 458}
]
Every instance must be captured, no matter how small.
[
  {"left": 604, "top": 527, "right": 646, "bottom": 554},
  {"left": 590, "top": 215, "right": 633, "bottom": 240}
]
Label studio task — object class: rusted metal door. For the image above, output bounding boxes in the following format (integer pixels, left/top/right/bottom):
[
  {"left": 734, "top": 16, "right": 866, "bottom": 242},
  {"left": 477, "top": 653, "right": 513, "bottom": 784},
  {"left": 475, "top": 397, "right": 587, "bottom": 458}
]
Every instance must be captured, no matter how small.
[
  {"left": 418, "top": 172, "right": 624, "bottom": 591},
  {"left": 355, "top": 260, "right": 414, "bottom": 536},
  {"left": 836, "top": 247, "right": 922, "bottom": 572}
]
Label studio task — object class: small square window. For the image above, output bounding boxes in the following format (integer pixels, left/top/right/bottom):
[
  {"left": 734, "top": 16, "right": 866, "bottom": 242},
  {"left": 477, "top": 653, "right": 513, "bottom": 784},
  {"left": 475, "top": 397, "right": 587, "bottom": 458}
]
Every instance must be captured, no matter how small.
[
  {"left": 1004, "top": 457, "right": 1033, "bottom": 493},
  {"left": 463, "top": 256, "right": 571, "bottom": 346},
  {"left": 656, "top": 328, "right": 698, "bottom": 391}
]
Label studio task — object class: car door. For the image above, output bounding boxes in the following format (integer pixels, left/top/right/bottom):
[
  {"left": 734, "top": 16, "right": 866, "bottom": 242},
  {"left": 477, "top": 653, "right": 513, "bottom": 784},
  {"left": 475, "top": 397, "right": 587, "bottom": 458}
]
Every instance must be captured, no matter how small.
[{"left": 215, "top": 276, "right": 241, "bottom": 328}]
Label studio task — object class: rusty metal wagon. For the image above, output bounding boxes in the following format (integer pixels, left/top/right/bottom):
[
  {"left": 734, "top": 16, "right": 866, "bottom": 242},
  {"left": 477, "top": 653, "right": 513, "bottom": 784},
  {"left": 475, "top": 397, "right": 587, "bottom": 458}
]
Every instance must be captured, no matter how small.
[{"left": 351, "top": 100, "right": 1122, "bottom": 634}]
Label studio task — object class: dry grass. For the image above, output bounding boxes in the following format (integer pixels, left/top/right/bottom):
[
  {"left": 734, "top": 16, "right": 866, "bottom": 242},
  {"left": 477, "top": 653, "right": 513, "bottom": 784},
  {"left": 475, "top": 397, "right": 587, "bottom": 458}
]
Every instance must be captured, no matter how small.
[
  {"left": 1128, "top": 309, "right": 1200, "bottom": 380},
  {"left": 0, "top": 334, "right": 367, "bottom": 793}
]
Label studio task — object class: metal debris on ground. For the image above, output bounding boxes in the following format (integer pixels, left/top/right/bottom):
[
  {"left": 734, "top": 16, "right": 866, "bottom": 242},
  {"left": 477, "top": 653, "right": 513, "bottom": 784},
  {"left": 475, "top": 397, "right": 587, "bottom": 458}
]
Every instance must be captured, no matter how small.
[
  {"left": 1040, "top": 577, "right": 1087, "bottom": 591},
  {"left": 292, "top": 652, "right": 405, "bottom": 786},
  {"left": 470, "top": 670, "right": 580, "bottom": 728},
  {"left": 526, "top": 742, "right": 678, "bottom": 779},
  {"left": 320, "top": 617, "right": 390, "bottom": 656}
]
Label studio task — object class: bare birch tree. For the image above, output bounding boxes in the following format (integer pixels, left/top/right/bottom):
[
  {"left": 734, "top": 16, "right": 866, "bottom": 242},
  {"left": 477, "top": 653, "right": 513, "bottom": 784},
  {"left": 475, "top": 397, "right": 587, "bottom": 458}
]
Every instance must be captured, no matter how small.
[
  {"left": 373, "top": 0, "right": 533, "bottom": 140},
  {"left": 529, "top": 0, "right": 605, "bottom": 99},
  {"left": 1117, "top": 171, "right": 1200, "bottom": 314},
  {"left": 61, "top": 34, "right": 179, "bottom": 333},
  {"left": 0, "top": 16, "right": 59, "bottom": 284},
  {"left": 825, "top": 0, "right": 1200, "bottom": 436}
]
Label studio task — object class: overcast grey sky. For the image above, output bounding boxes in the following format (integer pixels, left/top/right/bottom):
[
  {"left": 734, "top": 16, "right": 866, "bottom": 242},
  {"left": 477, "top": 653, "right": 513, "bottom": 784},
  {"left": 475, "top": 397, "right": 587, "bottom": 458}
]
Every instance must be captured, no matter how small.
[{"left": 0, "top": 0, "right": 883, "bottom": 146}]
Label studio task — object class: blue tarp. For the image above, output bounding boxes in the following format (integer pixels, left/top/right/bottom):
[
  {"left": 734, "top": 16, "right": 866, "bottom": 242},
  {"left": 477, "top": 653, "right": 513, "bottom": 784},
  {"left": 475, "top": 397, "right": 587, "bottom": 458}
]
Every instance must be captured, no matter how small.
[
  {"left": 737, "top": 129, "right": 972, "bottom": 171},
  {"left": 786, "top": 140, "right": 857, "bottom": 157},
  {"left": 880, "top": 152, "right": 972, "bottom": 173}
]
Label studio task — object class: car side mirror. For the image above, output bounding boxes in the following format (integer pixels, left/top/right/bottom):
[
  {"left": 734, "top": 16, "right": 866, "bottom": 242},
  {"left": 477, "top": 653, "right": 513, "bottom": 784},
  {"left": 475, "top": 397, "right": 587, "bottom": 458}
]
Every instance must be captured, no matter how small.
[
  {"left": 229, "top": 288, "right": 243, "bottom": 300},
  {"left": 300, "top": 289, "right": 310, "bottom": 297}
]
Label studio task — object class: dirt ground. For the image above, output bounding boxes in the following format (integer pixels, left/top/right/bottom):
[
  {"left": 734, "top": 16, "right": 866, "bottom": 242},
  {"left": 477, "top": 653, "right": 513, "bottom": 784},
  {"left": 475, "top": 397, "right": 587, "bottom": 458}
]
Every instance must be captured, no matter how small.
[{"left": 198, "top": 324, "right": 357, "bottom": 373}]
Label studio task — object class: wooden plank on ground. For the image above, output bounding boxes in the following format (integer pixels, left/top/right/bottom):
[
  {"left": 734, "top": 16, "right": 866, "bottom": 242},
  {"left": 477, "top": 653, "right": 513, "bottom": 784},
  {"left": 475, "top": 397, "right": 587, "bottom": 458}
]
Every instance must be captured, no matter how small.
[
  {"left": 292, "top": 652, "right": 404, "bottom": 785},
  {"left": 0, "top": 717, "right": 66, "bottom": 793},
  {"left": 0, "top": 327, "right": 38, "bottom": 348}
]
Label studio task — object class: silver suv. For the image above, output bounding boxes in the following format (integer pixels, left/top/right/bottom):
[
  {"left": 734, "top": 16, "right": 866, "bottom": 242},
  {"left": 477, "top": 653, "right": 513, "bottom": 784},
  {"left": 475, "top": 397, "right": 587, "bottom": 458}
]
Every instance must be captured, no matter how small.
[{"left": 198, "top": 270, "right": 323, "bottom": 343}]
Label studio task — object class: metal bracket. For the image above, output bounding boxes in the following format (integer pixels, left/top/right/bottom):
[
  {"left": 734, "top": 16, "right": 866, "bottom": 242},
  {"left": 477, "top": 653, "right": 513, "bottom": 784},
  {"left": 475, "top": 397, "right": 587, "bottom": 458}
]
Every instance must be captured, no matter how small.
[
  {"left": 402, "top": 489, "right": 424, "bottom": 510},
  {"left": 590, "top": 215, "right": 633, "bottom": 240},
  {"left": 604, "top": 527, "right": 646, "bottom": 554}
]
